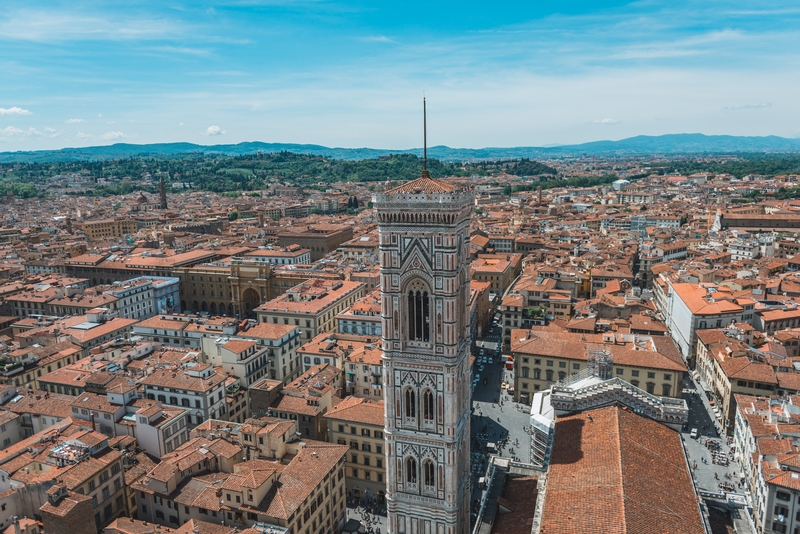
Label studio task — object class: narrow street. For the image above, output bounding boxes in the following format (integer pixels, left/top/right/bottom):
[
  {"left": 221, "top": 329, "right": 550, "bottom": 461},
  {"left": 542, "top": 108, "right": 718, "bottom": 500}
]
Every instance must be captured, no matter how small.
[
  {"left": 680, "top": 375, "right": 745, "bottom": 494},
  {"left": 469, "top": 325, "right": 532, "bottom": 527}
]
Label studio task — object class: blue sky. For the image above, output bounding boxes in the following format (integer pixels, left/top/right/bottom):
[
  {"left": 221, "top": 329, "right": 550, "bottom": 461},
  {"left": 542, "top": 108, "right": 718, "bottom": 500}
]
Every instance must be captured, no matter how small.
[{"left": 1, "top": 0, "right": 800, "bottom": 151}]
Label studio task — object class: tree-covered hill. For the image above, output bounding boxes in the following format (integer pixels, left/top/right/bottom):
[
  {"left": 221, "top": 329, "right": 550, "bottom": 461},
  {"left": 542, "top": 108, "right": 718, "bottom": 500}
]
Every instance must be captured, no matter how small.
[{"left": 0, "top": 152, "right": 559, "bottom": 196}]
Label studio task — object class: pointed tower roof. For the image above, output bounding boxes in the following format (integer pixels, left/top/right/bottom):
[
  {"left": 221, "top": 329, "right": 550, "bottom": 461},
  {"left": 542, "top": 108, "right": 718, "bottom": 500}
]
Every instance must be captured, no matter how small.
[{"left": 384, "top": 175, "right": 459, "bottom": 195}]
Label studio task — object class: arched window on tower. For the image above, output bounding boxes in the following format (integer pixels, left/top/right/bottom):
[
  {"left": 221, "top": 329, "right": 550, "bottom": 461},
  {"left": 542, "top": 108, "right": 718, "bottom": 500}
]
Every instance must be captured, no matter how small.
[
  {"left": 423, "top": 460, "right": 435, "bottom": 489},
  {"left": 407, "top": 287, "right": 430, "bottom": 342},
  {"left": 404, "top": 388, "right": 416, "bottom": 419},
  {"left": 406, "top": 457, "right": 417, "bottom": 484},
  {"left": 423, "top": 390, "right": 434, "bottom": 423}
]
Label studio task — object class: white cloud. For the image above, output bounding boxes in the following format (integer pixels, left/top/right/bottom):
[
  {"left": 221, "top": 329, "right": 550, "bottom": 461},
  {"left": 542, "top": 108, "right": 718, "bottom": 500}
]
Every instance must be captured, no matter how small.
[
  {"left": 107, "top": 121, "right": 115, "bottom": 124},
  {"left": 722, "top": 103, "right": 772, "bottom": 110},
  {"left": 0, "top": 125, "right": 42, "bottom": 141},
  {"left": 0, "top": 106, "right": 32, "bottom": 115},
  {"left": 147, "top": 45, "right": 211, "bottom": 56},
  {"left": 65, "top": 118, "right": 85, "bottom": 123},
  {"left": 100, "top": 131, "right": 128, "bottom": 140},
  {"left": 593, "top": 118, "right": 619, "bottom": 124},
  {"left": 361, "top": 35, "right": 396, "bottom": 44},
  {"left": 44, "top": 127, "right": 60, "bottom": 138},
  {"left": 0, "top": 10, "right": 186, "bottom": 43},
  {"left": 178, "top": 122, "right": 185, "bottom": 126},
  {"left": 98, "top": 113, "right": 102, "bottom": 117},
  {"left": 201, "top": 125, "right": 225, "bottom": 136},
  {"left": 74, "top": 131, "right": 132, "bottom": 141}
]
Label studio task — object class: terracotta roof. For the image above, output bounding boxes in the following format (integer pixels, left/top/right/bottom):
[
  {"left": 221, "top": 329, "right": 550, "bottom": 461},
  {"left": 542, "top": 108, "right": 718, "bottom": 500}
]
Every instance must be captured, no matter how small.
[
  {"left": 384, "top": 175, "right": 460, "bottom": 195},
  {"left": 512, "top": 330, "right": 686, "bottom": 372},
  {"left": 491, "top": 475, "right": 539, "bottom": 534},
  {"left": 257, "top": 442, "right": 348, "bottom": 519},
  {"left": 540, "top": 405, "right": 704, "bottom": 534},
  {"left": 104, "top": 518, "right": 175, "bottom": 534},
  {"left": 39, "top": 490, "right": 93, "bottom": 517},
  {"left": 670, "top": 284, "right": 744, "bottom": 316},
  {"left": 719, "top": 358, "right": 777, "bottom": 384},
  {"left": 324, "top": 396, "right": 384, "bottom": 426}
]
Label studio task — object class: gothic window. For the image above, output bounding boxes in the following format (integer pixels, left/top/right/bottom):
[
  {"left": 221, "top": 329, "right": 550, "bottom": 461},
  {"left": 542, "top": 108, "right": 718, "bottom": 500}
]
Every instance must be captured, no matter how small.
[
  {"left": 423, "top": 460, "right": 435, "bottom": 488},
  {"left": 406, "top": 457, "right": 417, "bottom": 484},
  {"left": 423, "top": 390, "right": 434, "bottom": 422},
  {"left": 404, "top": 388, "right": 416, "bottom": 419},
  {"left": 407, "top": 289, "right": 431, "bottom": 342}
]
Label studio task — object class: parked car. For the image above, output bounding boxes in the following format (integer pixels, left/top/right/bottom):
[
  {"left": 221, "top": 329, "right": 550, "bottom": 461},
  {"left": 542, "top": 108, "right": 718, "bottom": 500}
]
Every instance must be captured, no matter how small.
[{"left": 690, "top": 428, "right": 698, "bottom": 439}]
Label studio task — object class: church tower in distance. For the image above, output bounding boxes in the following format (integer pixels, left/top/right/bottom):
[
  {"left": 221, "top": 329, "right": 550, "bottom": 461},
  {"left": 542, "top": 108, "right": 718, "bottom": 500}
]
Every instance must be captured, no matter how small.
[
  {"left": 159, "top": 175, "right": 168, "bottom": 210},
  {"left": 373, "top": 170, "right": 474, "bottom": 534}
]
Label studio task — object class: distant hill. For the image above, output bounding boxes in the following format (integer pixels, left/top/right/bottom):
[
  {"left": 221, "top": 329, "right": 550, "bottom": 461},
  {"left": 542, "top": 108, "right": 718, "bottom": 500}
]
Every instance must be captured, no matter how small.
[{"left": 1, "top": 133, "right": 799, "bottom": 163}]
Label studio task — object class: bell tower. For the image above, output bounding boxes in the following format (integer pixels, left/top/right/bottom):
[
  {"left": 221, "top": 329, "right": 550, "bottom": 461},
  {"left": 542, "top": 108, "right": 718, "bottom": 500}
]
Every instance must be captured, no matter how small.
[
  {"left": 159, "top": 175, "right": 168, "bottom": 210},
  {"left": 373, "top": 107, "right": 473, "bottom": 534}
]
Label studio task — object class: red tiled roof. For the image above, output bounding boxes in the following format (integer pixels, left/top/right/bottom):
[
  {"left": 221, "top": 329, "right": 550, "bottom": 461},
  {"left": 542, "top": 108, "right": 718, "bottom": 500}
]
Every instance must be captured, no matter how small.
[
  {"left": 540, "top": 405, "right": 704, "bottom": 534},
  {"left": 385, "top": 176, "right": 460, "bottom": 195}
]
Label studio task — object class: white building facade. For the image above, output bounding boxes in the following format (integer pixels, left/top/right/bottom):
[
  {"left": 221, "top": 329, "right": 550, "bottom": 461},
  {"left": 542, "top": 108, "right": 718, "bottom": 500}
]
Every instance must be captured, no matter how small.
[{"left": 374, "top": 175, "right": 473, "bottom": 534}]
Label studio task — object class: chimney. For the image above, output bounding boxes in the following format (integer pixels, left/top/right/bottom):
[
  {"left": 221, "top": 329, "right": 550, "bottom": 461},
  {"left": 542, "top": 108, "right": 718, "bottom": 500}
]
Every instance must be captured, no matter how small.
[{"left": 13, "top": 517, "right": 19, "bottom": 534}]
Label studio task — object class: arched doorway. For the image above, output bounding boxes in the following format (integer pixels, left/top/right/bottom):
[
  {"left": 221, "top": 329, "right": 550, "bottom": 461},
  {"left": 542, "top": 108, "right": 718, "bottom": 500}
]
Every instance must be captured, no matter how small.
[
  {"left": 241, "top": 288, "right": 261, "bottom": 318},
  {"left": 209, "top": 302, "right": 217, "bottom": 315}
]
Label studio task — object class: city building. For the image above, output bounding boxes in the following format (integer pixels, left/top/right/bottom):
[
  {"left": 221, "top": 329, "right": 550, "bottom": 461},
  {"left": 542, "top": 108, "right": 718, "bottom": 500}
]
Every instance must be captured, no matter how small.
[
  {"left": 511, "top": 329, "right": 686, "bottom": 404},
  {"left": 660, "top": 282, "right": 755, "bottom": 366},
  {"left": 255, "top": 278, "right": 365, "bottom": 342},
  {"left": 343, "top": 342, "right": 384, "bottom": 400},
  {"left": 276, "top": 224, "right": 354, "bottom": 261},
  {"left": 373, "top": 174, "right": 473, "bottom": 534},
  {"left": 140, "top": 364, "right": 228, "bottom": 427},
  {"left": 336, "top": 288, "right": 382, "bottom": 337},
  {"left": 324, "top": 396, "right": 386, "bottom": 501},
  {"left": 74, "top": 218, "right": 138, "bottom": 242},
  {"left": 242, "top": 244, "right": 311, "bottom": 265}
]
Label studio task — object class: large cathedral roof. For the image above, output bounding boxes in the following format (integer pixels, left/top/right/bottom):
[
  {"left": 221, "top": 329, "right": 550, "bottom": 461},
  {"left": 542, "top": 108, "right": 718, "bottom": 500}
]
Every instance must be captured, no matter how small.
[{"left": 384, "top": 174, "right": 460, "bottom": 195}]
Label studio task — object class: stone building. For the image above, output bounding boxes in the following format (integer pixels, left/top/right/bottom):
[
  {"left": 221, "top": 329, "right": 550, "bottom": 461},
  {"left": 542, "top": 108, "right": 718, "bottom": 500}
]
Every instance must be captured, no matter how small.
[{"left": 373, "top": 174, "right": 474, "bottom": 534}]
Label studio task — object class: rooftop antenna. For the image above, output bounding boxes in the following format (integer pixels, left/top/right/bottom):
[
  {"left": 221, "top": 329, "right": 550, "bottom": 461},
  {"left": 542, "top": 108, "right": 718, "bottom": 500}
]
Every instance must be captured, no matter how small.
[{"left": 422, "top": 97, "right": 429, "bottom": 178}]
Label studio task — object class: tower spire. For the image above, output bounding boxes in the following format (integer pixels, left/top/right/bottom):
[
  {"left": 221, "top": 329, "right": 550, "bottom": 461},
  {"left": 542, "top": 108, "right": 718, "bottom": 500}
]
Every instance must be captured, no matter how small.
[{"left": 422, "top": 97, "right": 429, "bottom": 178}]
